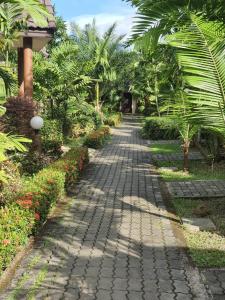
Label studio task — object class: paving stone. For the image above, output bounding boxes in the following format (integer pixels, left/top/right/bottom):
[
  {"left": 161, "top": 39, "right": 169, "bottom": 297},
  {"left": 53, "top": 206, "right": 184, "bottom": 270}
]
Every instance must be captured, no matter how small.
[
  {"left": 112, "top": 290, "right": 128, "bottom": 300},
  {"left": 98, "top": 277, "right": 113, "bottom": 290},
  {"left": 96, "top": 289, "right": 112, "bottom": 300},
  {"left": 176, "top": 293, "right": 192, "bottom": 300},
  {"left": 1, "top": 116, "right": 211, "bottom": 300},
  {"left": 173, "top": 280, "right": 190, "bottom": 294},
  {"left": 128, "top": 291, "right": 144, "bottom": 300},
  {"left": 159, "top": 293, "right": 175, "bottom": 300},
  {"left": 64, "top": 288, "right": 80, "bottom": 300},
  {"left": 143, "top": 292, "right": 159, "bottom": 300}
]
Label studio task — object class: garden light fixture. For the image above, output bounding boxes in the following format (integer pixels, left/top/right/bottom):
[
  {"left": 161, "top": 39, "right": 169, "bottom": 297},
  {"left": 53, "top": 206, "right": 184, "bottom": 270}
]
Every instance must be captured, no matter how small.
[{"left": 30, "top": 116, "right": 44, "bottom": 131}]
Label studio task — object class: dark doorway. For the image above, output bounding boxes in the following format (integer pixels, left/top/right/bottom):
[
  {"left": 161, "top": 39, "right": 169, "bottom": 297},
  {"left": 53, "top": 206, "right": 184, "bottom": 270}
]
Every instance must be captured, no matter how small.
[{"left": 121, "top": 92, "right": 132, "bottom": 113}]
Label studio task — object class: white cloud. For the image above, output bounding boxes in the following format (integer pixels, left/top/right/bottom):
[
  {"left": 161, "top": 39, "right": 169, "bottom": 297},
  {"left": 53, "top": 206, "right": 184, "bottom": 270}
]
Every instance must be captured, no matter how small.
[{"left": 68, "top": 10, "right": 136, "bottom": 40}]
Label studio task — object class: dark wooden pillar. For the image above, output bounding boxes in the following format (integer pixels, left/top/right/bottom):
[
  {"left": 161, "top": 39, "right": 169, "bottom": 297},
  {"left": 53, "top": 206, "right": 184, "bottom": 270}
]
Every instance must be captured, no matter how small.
[
  {"left": 24, "top": 37, "right": 33, "bottom": 98},
  {"left": 18, "top": 48, "right": 24, "bottom": 97}
]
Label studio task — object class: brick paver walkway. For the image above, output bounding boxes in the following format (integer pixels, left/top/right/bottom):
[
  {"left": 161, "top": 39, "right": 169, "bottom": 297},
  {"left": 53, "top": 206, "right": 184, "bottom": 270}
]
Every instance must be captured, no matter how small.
[
  {"left": 2, "top": 116, "right": 210, "bottom": 300},
  {"left": 167, "top": 180, "right": 225, "bottom": 198}
]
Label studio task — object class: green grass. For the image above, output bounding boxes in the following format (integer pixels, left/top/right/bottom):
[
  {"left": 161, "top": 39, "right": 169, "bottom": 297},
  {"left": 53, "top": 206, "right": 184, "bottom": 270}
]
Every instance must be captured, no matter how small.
[
  {"left": 156, "top": 160, "right": 225, "bottom": 181},
  {"left": 150, "top": 143, "right": 181, "bottom": 155},
  {"left": 172, "top": 198, "right": 225, "bottom": 267}
]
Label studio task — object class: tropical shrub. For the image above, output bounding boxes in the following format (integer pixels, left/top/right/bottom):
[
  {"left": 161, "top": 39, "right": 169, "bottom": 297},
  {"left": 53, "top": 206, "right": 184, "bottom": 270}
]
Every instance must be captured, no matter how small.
[
  {"left": 71, "top": 123, "right": 96, "bottom": 139},
  {"left": 17, "top": 169, "right": 65, "bottom": 228},
  {"left": 84, "top": 126, "right": 111, "bottom": 149},
  {"left": 142, "top": 117, "right": 179, "bottom": 140},
  {"left": 0, "top": 204, "right": 34, "bottom": 275},
  {"left": 13, "top": 152, "right": 54, "bottom": 176},
  {"left": 68, "top": 99, "right": 102, "bottom": 138},
  {"left": 104, "top": 113, "right": 122, "bottom": 127},
  {"left": 41, "top": 119, "right": 63, "bottom": 155},
  {"left": 50, "top": 147, "right": 89, "bottom": 190}
]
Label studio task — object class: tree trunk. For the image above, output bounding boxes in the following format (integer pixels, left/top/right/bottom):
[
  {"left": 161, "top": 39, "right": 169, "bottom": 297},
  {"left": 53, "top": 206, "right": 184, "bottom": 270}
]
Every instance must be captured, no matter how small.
[
  {"left": 183, "top": 140, "right": 190, "bottom": 172},
  {"left": 155, "top": 95, "right": 161, "bottom": 117}
]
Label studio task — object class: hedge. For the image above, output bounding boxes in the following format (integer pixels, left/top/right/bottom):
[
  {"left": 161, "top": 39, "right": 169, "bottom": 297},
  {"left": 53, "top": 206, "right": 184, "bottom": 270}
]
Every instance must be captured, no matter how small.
[
  {"left": 141, "top": 116, "right": 179, "bottom": 140},
  {"left": 0, "top": 146, "right": 89, "bottom": 276},
  {"left": 50, "top": 146, "right": 89, "bottom": 190},
  {"left": 84, "top": 126, "right": 111, "bottom": 149},
  {"left": 0, "top": 204, "right": 34, "bottom": 274}
]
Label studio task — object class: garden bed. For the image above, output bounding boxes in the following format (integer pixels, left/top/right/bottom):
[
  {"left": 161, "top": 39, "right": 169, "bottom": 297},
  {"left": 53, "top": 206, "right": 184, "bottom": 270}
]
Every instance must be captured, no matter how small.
[
  {"left": 156, "top": 160, "right": 225, "bottom": 181},
  {"left": 151, "top": 141, "right": 225, "bottom": 268},
  {"left": 0, "top": 146, "right": 89, "bottom": 277},
  {"left": 151, "top": 143, "right": 225, "bottom": 181}
]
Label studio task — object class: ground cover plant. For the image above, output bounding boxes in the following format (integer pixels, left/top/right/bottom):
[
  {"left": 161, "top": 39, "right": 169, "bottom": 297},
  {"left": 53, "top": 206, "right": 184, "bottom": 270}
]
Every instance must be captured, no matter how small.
[
  {"left": 150, "top": 143, "right": 181, "bottom": 155},
  {"left": 151, "top": 142, "right": 225, "bottom": 181},
  {"left": 155, "top": 160, "right": 225, "bottom": 181}
]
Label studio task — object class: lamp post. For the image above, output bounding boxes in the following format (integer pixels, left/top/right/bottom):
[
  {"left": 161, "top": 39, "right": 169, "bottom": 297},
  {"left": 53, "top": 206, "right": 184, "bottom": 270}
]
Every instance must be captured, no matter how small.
[{"left": 30, "top": 116, "right": 44, "bottom": 153}]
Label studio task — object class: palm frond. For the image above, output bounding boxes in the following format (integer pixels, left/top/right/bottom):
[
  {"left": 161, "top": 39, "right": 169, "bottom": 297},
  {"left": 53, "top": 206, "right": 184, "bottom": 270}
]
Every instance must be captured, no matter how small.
[{"left": 167, "top": 14, "right": 225, "bottom": 130}]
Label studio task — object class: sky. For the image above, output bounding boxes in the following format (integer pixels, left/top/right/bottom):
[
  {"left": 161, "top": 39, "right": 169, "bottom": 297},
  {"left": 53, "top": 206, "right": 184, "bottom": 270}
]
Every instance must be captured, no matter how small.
[{"left": 52, "top": 0, "right": 136, "bottom": 38}]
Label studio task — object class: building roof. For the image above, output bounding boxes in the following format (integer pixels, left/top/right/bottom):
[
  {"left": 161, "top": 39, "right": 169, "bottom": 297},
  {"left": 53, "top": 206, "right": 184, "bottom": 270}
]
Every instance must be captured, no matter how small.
[{"left": 27, "top": 0, "right": 56, "bottom": 32}]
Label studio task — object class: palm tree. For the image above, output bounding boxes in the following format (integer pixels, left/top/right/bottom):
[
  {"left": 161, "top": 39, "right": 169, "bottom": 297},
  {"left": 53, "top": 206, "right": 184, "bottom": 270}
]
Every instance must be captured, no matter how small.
[
  {"left": 70, "top": 21, "right": 124, "bottom": 111},
  {"left": 33, "top": 41, "right": 91, "bottom": 135}
]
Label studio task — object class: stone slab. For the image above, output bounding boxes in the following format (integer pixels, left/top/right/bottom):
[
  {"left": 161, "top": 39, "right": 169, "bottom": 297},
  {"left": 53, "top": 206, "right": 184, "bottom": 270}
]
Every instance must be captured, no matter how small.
[
  {"left": 159, "top": 167, "right": 178, "bottom": 172},
  {"left": 182, "top": 217, "right": 216, "bottom": 232},
  {"left": 167, "top": 180, "right": 225, "bottom": 199}
]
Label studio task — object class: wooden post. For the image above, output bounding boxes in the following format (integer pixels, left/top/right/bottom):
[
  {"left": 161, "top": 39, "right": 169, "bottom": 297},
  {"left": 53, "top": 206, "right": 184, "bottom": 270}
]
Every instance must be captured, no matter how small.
[
  {"left": 23, "top": 37, "right": 33, "bottom": 98},
  {"left": 18, "top": 48, "right": 24, "bottom": 97}
]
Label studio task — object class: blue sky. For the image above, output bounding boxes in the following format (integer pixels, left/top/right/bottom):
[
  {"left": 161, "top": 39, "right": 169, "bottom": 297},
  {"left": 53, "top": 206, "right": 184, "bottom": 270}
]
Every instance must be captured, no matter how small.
[{"left": 52, "top": 0, "right": 136, "bottom": 37}]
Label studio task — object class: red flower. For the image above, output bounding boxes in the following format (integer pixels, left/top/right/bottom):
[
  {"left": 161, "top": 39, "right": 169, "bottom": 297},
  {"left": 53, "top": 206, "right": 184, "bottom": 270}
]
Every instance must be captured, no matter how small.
[
  {"left": 34, "top": 213, "right": 41, "bottom": 221},
  {"left": 2, "top": 239, "right": 10, "bottom": 246},
  {"left": 16, "top": 199, "right": 33, "bottom": 209}
]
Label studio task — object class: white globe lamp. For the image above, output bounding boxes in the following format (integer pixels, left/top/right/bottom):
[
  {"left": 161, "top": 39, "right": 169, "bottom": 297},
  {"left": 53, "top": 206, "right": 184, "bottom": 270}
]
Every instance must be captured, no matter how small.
[{"left": 30, "top": 116, "right": 44, "bottom": 131}]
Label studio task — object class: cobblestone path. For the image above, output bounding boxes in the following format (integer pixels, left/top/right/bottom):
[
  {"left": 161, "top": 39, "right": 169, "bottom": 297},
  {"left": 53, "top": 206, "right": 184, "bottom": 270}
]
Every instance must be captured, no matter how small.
[{"left": 2, "top": 116, "right": 210, "bottom": 300}]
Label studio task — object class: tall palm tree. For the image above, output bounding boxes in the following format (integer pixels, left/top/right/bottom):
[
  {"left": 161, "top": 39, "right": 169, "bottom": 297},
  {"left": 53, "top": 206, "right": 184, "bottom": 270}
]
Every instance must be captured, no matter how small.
[{"left": 70, "top": 20, "right": 124, "bottom": 110}]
